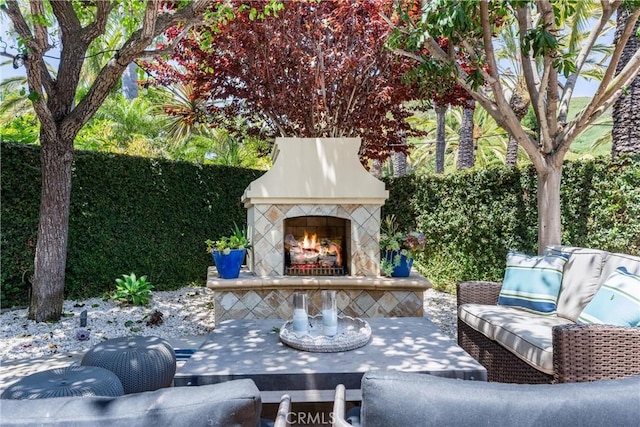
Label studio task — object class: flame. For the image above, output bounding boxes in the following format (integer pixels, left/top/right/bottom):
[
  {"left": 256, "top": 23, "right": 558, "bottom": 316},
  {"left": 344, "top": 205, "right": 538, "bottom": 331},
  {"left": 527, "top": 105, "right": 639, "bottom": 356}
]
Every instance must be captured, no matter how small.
[{"left": 302, "top": 232, "right": 318, "bottom": 249}]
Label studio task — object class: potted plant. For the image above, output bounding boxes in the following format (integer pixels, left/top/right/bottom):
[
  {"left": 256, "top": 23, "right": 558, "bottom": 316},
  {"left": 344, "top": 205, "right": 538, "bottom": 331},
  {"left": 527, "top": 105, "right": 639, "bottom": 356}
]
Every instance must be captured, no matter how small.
[
  {"left": 379, "top": 215, "right": 426, "bottom": 277},
  {"left": 205, "top": 224, "right": 252, "bottom": 279}
]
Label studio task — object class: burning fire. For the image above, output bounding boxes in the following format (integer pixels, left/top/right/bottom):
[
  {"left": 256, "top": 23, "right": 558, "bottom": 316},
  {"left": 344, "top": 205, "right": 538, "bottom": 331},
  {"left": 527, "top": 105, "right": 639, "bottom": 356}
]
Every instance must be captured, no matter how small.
[
  {"left": 285, "top": 231, "right": 342, "bottom": 267},
  {"left": 302, "top": 232, "right": 318, "bottom": 250}
]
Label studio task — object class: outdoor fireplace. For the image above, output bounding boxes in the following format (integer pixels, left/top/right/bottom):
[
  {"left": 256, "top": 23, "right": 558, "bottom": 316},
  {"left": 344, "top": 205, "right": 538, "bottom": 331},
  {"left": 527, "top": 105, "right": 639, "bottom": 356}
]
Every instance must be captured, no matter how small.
[
  {"left": 207, "top": 137, "right": 431, "bottom": 321},
  {"left": 242, "top": 137, "right": 388, "bottom": 277},
  {"left": 284, "top": 216, "right": 349, "bottom": 276}
]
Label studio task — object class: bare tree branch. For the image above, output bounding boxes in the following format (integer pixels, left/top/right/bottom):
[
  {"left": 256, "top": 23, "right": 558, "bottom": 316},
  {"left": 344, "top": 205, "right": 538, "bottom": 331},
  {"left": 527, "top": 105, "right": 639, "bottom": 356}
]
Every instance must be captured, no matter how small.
[
  {"left": 4, "top": 0, "right": 55, "bottom": 130},
  {"left": 137, "top": 22, "right": 199, "bottom": 58},
  {"left": 82, "top": 1, "right": 112, "bottom": 41},
  {"left": 141, "top": 0, "right": 160, "bottom": 40},
  {"left": 539, "top": 0, "right": 559, "bottom": 148},
  {"left": 560, "top": 46, "right": 640, "bottom": 151},
  {"left": 591, "top": 7, "right": 640, "bottom": 108},
  {"left": 558, "top": 2, "right": 617, "bottom": 122},
  {"left": 515, "top": 5, "right": 541, "bottom": 111}
]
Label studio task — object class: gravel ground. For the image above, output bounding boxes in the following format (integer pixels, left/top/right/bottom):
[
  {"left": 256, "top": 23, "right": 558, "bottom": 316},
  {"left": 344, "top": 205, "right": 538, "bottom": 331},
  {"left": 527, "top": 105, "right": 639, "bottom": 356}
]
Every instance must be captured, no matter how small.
[
  {"left": 422, "top": 288, "right": 458, "bottom": 338},
  {"left": 0, "top": 286, "right": 457, "bottom": 362},
  {"left": 0, "top": 287, "right": 217, "bottom": 362}
]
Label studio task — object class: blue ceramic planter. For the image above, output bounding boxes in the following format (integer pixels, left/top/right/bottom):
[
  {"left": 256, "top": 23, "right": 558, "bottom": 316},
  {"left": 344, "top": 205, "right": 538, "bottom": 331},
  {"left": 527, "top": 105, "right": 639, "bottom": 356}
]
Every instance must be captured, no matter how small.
[
  {"left": 213, "top": 248, "right": 246, "bottom": 279},
  {"left": 383, "top": 251, "right": 413, "bottom": 277}
]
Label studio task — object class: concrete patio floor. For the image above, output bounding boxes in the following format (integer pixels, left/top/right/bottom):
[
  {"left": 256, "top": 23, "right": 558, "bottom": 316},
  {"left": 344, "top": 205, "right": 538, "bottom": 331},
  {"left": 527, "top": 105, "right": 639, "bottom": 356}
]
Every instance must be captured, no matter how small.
[{"left": 0, "top": 335, "right": 207, "bottom": 394}]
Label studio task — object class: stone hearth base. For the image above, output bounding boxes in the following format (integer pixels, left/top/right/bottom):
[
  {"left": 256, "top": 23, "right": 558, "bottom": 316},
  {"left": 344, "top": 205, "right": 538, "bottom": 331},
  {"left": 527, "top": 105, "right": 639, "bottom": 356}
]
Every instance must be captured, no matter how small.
[{"left": 207, "top": 267, "right": 431, "bottom": 322}]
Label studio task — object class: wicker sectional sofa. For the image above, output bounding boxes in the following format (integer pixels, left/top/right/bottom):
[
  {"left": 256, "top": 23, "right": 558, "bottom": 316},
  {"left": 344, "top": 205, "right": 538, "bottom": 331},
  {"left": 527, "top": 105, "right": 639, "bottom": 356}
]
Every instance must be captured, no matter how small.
[{"left": 457, "top": 246, "right": 640, "bottom": 383}]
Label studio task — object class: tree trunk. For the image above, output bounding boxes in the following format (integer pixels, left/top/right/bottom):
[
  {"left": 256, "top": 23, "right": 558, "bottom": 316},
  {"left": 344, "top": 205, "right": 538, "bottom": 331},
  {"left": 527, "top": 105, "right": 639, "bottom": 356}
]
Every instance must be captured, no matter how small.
[
  {"left": 122, "top": 63, "right": 139, "bottom": 100},
  {"left": 457, "top": 99, "right": 475, "bottom": 169},
  {"left": 29, "top": 133, "right": 74, "bottom": 321},
  {"left": 536, "top": 162, "right": 563, "bottom": 254},
  {"left": 434, "top": 102, "right": 447, "bottom": 174},
  {"left": 370, "top": 159, "right": 382, "bottom": 178},
  {"left": 506, "top": 81, "right": 531, "bottom": 167},
  {"left": 612, "top": 7, "right": 640, "bottom": 157},
  {"left": 505, "top": 135, "right": 519, "bottom": 166},
  {"left": 392, "top": 132, "right": 408, "bottom": 177},
  {"left": 392, "top": 151, "right": 407, "bottom": 176}
]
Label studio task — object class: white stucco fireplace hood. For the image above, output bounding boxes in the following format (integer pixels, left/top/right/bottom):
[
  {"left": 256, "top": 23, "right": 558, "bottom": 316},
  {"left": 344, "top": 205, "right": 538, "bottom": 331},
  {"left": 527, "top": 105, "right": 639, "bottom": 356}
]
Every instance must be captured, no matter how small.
[{"left": 242, "top": 137, "right": 389, "bottom": 277}]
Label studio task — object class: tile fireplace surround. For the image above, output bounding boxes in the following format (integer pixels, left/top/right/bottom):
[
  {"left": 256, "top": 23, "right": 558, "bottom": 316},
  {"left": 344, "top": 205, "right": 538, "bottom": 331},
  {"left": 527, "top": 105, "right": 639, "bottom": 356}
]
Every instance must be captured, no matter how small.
[
  {"left": 207, "top": 137, "right": 431, "bottom": 321},
  {"left": 243, "top": 137, "right": 388, "bottom": 277}
]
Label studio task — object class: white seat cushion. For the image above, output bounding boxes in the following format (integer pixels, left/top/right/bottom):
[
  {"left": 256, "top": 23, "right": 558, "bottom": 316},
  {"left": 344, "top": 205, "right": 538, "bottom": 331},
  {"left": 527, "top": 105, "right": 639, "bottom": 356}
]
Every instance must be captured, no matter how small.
[
  {"left": 599, "top": 252, "right": 640, "bottom": 286},
  {"left": 459, "top": 304, "right": 574, "bottom": 374},
  {"left": 458, "top": 304, "right": 533, "bottom": 340},
  {"left": 492, "top": 316, "right": 574, "bottom": 374}
]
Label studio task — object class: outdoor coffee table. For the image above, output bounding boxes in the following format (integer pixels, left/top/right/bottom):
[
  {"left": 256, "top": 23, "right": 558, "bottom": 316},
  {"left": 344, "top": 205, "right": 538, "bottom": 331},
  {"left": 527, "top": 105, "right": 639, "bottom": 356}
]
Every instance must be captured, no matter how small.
[{"left": 174, "top": 317, "right": 487, "bottom": 403}]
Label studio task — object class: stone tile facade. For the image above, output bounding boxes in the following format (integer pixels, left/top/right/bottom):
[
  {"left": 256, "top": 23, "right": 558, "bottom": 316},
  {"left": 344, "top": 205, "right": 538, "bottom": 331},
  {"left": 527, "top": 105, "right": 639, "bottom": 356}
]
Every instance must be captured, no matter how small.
[
  {"left": 247, "top": 203, "right": 381, "bottom": 277},
  {"left": 208, "top": 268, "right": 431, "bottom": 322},
  {"left": 242, "top": 137, "right": 388, "bottom": 278},
  {"left": 214, "top": 289, "right": 424, "bottom": 321}
]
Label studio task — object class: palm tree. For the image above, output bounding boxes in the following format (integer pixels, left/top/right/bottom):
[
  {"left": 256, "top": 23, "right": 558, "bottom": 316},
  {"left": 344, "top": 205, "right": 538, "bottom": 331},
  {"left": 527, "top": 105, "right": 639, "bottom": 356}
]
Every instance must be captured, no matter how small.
[
  {"left": 496, "top": 20, "right": 533, "bottom": 167},
  {"left": 0, "top": 75, "right": 31, "bottom": 118},
  {"left": 75, "top": 94, "right": 168, "bottom": 156},
  {"left": 391, "top": 130, "right": 408, "bottom": 176},
  {"left": 408, "top": 105, "right": 513, "bottom": 173},
  {"left": 457, "top": 98, "right": 475, "bottom": 169},
  {"left": 433, "top": 101, "right": 447, "bottom": 173},
  {"left": 505, "top": 78, "right": 531, "bottom": 167},
  {"left": 612, "top": 6, "right": 640, "bottom": 157}
]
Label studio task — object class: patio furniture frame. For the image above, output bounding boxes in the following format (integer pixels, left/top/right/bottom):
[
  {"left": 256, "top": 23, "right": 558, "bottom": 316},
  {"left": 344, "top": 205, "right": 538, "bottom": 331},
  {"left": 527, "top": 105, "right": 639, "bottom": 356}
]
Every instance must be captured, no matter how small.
[{"left": 457, "top": 281, "right": 640, "bottom": 383}]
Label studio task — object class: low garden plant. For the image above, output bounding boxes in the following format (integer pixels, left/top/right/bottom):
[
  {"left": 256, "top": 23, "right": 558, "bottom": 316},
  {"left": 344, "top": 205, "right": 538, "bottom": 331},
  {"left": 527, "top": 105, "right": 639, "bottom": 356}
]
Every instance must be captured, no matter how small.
[{"left": 111, "top": 273, "right": 153, "bottom": 306}]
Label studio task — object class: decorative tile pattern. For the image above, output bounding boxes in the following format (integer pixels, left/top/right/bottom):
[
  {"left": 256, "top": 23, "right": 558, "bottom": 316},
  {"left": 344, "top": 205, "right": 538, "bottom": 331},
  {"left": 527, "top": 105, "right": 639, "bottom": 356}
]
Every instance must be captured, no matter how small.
[
  {"left": 214, "top": 288, "right": 424, "bottom": 321},
  {"left": 247, "top": 203, "right": 382, "bottom": 277}
]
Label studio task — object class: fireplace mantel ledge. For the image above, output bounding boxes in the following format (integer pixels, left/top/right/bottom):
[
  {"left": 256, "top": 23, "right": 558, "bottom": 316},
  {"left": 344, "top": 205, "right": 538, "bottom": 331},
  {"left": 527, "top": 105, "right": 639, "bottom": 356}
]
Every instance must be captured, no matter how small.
[
  {"left": 242, "top": 197, "right": 388, "bottom": 207},
  {"left": 206, "top": 267, "right": 431, "bottom": 291}
]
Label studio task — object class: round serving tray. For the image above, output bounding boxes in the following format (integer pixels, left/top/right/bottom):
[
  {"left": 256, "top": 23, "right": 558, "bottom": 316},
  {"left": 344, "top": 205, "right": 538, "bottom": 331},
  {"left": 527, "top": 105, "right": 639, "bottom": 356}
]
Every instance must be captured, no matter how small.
[{"left": 279, "top": 315, "right": 372, "bottom": 353}]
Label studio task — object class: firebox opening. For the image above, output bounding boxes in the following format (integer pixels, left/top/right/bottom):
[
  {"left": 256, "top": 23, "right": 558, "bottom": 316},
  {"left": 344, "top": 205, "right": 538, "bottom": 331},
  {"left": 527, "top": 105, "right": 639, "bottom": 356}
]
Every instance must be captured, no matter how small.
[{"left": 284, "top": 216, "right": 350, "bottom": 276}]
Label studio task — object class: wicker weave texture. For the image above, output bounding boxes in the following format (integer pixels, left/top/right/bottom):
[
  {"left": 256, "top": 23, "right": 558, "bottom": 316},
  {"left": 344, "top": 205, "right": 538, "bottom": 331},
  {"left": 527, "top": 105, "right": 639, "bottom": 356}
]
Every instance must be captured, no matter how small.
[
  {"left": 1, "top": 366, "right": 124, "bottom": 399},
  {"left": 81, "top": 336, "right": 176, "bottom": 394},
  {"left": 456, "top": 281, "right": 501, "bottom": 306},
  {"left": 553, "top": 323, "right": 640, "bottom": 383},
  {"left": 457, "top": 320, "right": 553, "bottom": 384},
  {"left": 457, "top": 281, "right": 640, "bottom": 384}
]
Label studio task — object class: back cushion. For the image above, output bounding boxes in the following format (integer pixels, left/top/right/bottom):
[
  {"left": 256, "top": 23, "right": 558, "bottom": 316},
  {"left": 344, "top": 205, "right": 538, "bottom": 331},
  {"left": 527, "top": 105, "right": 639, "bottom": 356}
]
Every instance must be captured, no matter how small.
[
  {"left": 544, "top": 246, "right": 608, "bottom": 322},
  {"left": 599, "top": 252, "right": 640, "bottom": 286},
  {"left": 0, "top": 379, "right": 262, "bottom": 427}
]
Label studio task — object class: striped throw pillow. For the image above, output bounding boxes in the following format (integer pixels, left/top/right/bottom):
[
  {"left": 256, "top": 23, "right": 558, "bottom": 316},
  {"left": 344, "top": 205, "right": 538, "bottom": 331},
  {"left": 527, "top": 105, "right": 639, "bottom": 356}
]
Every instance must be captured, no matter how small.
[
  {"left": 498, "top": 251, "right": 569, "bottom": 314},
  {"left": 578, "top": 267, "right": 640, "bottom": 326}
]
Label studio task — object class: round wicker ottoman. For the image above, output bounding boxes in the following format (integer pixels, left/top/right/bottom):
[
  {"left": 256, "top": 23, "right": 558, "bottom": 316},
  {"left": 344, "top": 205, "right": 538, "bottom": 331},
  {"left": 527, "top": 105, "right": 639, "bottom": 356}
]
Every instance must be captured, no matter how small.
[
  {"left": 81, "top": 336, "right": 176, "bottom": 394},
  {"left": 0, "top": 365, "right": 124, "bottom": 399}
]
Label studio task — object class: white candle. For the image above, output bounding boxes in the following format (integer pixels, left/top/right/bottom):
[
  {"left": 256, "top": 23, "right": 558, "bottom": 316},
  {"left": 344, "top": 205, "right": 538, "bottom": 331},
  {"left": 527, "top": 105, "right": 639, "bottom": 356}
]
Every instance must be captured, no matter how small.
[
  {"left": 322, "top": 309, "right": 338, "bottom": 337},
  {"left": 292, "top": 308, "right": 308, "bottom": 332}
]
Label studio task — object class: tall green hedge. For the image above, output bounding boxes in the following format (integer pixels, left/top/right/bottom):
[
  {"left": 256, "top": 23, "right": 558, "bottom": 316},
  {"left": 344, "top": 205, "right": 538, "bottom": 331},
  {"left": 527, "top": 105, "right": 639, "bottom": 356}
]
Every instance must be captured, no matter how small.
[
  {"left": 1, "top": 143, "right": 263, "bottom": 307},
  {"left": 2, "top": 143, "right": 638, "bottom": 306},
  {"left": 382, "top": 156, "right": 640, "bottom": 292}
]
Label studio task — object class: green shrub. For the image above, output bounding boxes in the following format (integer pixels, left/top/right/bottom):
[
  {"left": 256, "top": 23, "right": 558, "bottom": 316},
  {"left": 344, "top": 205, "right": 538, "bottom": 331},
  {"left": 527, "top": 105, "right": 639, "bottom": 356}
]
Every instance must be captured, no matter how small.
[
  {"left": 1, "top": 141, "right": 638, "bottom": 306},
  {"left": 112, "top": 273, "right": 153, "bottom": 306},
  {"left": 1, "top": 143, "right": 263, "bottom": 307},
  {"left": 383, "top": 156, "right": 639, "bottom": 292}
]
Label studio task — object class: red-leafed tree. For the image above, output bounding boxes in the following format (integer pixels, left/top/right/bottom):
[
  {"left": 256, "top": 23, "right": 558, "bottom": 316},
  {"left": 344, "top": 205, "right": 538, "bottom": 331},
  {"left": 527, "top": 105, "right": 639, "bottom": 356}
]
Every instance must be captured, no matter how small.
[{"left": 144, "top": 0, "right": 423, "bottom": 163}]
